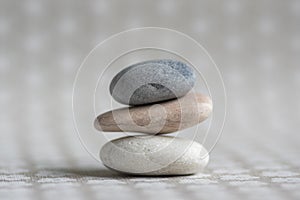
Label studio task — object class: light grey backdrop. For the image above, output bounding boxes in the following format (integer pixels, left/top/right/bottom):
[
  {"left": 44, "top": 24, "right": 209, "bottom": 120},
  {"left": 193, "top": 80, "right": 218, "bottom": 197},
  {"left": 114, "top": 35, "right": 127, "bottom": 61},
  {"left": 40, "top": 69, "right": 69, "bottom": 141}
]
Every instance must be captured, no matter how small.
[{"left": 0, "top": 0, "right": 299, "bottom": 199}]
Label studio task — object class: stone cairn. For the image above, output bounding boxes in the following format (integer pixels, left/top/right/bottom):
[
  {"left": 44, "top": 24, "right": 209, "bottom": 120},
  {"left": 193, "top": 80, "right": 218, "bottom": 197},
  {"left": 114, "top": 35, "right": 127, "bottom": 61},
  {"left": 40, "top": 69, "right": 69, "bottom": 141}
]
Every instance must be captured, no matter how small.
[{"left": 94, "top": 59, "right": 212, "bottom": 176}]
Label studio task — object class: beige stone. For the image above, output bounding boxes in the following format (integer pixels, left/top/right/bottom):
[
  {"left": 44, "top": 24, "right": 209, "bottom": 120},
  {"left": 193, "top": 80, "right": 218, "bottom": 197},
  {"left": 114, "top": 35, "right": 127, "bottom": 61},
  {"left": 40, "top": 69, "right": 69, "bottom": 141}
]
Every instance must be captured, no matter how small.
[{"left": 94, "top": 93, "right": 212, "bottom": 134}]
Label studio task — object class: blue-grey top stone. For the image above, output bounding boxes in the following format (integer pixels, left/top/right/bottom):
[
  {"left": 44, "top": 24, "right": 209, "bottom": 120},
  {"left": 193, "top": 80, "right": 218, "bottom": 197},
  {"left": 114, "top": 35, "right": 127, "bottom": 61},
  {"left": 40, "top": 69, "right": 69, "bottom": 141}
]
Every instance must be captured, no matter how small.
[{"left": 110, "top": 59, "right": 196, "bottom": 105}]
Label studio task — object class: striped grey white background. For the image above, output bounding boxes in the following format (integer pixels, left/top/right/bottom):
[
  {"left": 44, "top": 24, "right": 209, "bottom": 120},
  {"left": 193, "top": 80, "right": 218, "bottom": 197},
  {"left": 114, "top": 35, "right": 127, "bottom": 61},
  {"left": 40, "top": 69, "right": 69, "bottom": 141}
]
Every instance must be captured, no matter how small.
[{"left": 0, "top": 0, "right": 300, "bottom": 199}]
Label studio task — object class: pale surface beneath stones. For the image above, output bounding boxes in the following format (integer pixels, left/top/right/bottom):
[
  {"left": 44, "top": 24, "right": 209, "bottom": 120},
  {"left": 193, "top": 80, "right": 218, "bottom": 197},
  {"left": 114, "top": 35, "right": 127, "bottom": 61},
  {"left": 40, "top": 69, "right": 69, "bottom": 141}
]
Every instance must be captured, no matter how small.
[
  {"left": 1, "top": 1, "right": 300, "bottom": 199},
  {"left": 94, "top": 93, "right": 212, "bottom": 134},
  {"left": 100, "top": 136, "right": 209, "bottom": 175},
  {"left": 110, "top": 59, "right": 196, "bottom": 105}
]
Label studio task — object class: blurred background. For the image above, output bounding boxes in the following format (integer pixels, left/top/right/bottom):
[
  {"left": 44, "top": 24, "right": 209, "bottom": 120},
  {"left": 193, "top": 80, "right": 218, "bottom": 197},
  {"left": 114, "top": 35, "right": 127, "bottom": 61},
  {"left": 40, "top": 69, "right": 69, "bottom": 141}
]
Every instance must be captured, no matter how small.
[{"left": 0, "top": 0, "right": 299, "bottom": 199}]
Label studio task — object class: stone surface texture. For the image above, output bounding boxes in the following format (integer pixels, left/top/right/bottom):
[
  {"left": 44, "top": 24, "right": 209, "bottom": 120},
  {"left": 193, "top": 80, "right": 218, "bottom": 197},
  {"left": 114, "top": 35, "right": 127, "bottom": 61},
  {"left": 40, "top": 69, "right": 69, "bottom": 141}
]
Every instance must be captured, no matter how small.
[
  {"left": 110, "top": 59, "right": 196, "bottom": 105},
  {"left": 94, "top": 93, "right": 212, "bottom": 134},
  {"left": 100, "top": 136, "right": 209, "bottom": 175}
]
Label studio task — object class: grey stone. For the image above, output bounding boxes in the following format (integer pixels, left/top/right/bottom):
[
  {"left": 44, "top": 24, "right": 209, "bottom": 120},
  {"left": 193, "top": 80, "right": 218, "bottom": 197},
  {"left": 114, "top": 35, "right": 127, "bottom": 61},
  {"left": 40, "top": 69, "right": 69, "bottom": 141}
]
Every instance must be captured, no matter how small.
[
  {"left": 100, "top": 136, "right": 209, "bottom": 176},
  {"left": 110, "top": 59, "right": 196, "bottom": 105}
]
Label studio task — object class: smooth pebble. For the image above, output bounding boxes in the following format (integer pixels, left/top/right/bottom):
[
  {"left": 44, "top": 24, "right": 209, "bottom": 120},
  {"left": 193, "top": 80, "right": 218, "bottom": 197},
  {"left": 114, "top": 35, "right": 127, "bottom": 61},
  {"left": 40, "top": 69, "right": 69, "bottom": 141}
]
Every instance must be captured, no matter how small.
[
  {"left": 94, "top": 93, "right": 212, "bottom": 134},
  {"left": 110, "top": 59, "right": 196, "bottom": 105},
  {"left": 100, "top": 136, "right": 209, "bottom": 175}
]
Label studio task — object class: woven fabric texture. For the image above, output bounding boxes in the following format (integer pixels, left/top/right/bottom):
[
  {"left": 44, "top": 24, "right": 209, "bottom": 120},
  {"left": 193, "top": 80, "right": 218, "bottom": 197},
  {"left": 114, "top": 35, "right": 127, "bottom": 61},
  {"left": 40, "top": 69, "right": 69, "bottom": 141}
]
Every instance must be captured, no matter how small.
[{"left": 0, "top": 0, "right": 299, "bottom": 199}]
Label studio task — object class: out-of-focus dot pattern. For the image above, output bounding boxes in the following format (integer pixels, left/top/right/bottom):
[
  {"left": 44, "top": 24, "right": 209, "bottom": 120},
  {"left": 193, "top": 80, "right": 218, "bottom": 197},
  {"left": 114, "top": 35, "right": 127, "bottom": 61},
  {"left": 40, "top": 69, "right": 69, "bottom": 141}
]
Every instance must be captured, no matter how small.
[{"left": 0, "top": 0, "right": 299, "bottom": 199}]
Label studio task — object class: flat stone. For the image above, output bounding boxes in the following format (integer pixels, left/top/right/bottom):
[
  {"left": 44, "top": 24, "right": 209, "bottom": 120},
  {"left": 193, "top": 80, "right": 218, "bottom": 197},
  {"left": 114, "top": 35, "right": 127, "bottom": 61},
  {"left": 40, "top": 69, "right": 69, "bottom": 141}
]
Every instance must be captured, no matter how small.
[
  {"left": 110, "top": 59, "right": 196, "bottom": 105},
  {"left": 94, "top": 93, "right": 212, "bottom": 134},
  {"left": 100, "top": 136, "right": 209, "bottom": 175}
]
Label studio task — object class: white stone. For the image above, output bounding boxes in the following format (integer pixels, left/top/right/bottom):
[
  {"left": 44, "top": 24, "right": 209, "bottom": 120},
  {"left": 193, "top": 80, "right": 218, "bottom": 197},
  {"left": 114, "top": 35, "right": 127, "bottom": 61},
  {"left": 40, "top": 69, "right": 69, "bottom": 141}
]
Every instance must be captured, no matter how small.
[{"left": 100, "top": 136, "right": 209, "bottom": 176}]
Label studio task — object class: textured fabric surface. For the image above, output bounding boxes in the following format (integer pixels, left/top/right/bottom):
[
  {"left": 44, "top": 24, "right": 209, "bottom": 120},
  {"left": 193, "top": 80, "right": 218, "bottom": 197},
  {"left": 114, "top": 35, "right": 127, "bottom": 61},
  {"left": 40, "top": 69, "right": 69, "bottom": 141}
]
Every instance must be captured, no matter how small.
[{"left": 0, "top": 0, "right": 300, "bottom": 199}]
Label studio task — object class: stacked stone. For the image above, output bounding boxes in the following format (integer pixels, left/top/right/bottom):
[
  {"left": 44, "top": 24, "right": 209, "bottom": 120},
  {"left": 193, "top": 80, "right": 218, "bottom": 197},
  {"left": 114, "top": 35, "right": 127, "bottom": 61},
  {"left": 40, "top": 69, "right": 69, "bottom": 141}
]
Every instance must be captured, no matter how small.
[{"left": 94, "top": 59, "right": 212, "bottom": 176}]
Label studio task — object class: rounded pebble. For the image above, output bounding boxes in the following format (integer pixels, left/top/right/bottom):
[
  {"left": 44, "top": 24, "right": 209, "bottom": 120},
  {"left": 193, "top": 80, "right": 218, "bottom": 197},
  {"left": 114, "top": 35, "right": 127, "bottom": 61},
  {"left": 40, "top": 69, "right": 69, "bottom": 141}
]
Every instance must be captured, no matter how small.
[
  {"left": 94, "top": 93, "right": 212, "bottom": 134},
  {"left": 110, "top": 59, "right": 196, "bottom": 105},
  {"left": 100, "top": 136, "right": 209, "bottom": 176}
]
